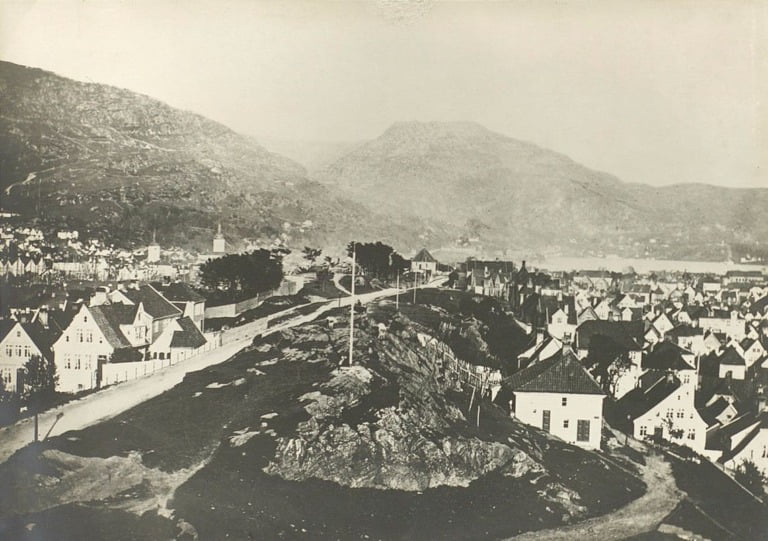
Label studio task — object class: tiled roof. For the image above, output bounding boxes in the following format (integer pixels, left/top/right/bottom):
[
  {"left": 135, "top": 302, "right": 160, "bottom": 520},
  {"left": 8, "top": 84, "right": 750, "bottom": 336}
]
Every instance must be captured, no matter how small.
[
  {"left": 169, "top": 317, "right": 207, "bottom": 349},
  {"left": 122, "top": 284, "right": 181, "bottom": 319},
  {"left": 503, "top": 350, "right": 604, "bottom": 395}
]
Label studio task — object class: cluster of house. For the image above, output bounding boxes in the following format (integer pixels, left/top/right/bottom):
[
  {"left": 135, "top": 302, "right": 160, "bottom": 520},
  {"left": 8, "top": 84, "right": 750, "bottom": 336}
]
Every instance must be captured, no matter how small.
[
  {"left": 0, "top": 281, "right": 211, "bottom": 395},
  {"left": 441, "top": 259, "right": 768, "bottom": 475},
  {"left": 0, "top": 223, "right": 207, "bottom": 282}
]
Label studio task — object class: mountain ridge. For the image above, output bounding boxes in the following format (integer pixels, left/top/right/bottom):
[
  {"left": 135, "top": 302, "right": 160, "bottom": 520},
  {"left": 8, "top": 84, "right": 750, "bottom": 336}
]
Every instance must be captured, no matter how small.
[
  {"left": 0, "top": 61, "right": 444, "bottom": 252},
  {"left": 317, "top": 120, "right": 767, "bottom": 259}
]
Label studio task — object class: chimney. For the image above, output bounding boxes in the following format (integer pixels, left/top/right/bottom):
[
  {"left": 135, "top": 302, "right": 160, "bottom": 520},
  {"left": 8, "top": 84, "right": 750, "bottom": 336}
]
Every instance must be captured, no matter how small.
[{"left": 535, "top": 328, "right": 544, "bottom": 345}]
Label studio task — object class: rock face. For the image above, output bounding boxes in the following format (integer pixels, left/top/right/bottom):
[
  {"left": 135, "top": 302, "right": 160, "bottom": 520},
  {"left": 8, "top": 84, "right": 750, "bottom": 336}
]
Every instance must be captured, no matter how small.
[{"left": 264, "top": 319, "right": 539, "bottom": 491}]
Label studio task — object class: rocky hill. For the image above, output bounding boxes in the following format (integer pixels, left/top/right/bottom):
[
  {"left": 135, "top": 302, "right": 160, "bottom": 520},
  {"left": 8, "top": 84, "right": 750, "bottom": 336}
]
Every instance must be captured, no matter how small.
[
  {"left": 0, "top": 61, "right": 442, "bottom": 251},
  {"left": 0, "top": 302, "right": 643, "bottom": 540},
  {"left": 318, "top": 121, "right": 768, "bottom": 258}
]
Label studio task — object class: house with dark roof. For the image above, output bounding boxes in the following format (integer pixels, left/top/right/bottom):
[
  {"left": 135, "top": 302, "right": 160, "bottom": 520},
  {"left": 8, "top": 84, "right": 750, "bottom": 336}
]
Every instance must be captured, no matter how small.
[
  {"left": 717, "top": 346, "right": 747, "bottom": 380},
  {"left": 148, "top": 316, "right": 207, "bottom": 364},
  {"left": 574, "top": 320, "right": 643, "bottom": 362},
  {"left": 0, "top": 319, "right": 56, "bottom": 393},
  {"left": 718, "top": 410, "right": 768, "bottom": 476},
  {"left": 153, "top": 282, "right": 206, "bottom": 330},
  {"left": 52, "top": 302, "right": 148, "bottom": 393},
  {"left": 642, "top": 341, "right": 697, "bottom": 386},
  {"left": 410, "top": 248, "right": 438, "bottom": 277},
  {"left": 109, "top": 283, "right": 182, "bottom": 340},
  {"left": 618, "top": 371, "right": 707, "bottom": 453},
  {"left": 502, "top": 350, "right": 605, "bottom": 449},
  {"left": 736, "top": 337, "right": 766, "bottom": 369}
]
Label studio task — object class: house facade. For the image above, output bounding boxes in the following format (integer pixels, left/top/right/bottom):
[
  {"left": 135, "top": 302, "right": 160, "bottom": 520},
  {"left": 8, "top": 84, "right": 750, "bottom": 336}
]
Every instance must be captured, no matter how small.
[{"left": 504, "top": 351, "right": 605, "bottom": 449}]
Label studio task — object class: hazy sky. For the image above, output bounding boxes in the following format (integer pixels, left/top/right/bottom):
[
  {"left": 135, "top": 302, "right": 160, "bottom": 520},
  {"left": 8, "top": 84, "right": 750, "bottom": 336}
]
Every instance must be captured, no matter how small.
[{"left": 1, "top": 0, "right": 766, "bottom": 188}]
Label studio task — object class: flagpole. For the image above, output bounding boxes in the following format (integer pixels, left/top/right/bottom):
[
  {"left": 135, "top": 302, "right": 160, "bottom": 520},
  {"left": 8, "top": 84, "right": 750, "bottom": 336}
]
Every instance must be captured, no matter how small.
[{"left": 348, "top": 243, "right": 356, "bottom": 366}]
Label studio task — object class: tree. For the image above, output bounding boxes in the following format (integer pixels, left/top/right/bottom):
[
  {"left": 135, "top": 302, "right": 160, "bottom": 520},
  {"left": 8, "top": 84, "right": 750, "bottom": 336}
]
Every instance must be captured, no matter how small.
[
  {"left": 22, "top": 354, "right": 58, "bottom": 441},
  {"left": 734, "top": 460, "right": 766, "bottom": 497},
  {"left": 346, "top": 241, "right": 408, "bottom": 280},
  {"left": 200, "top": 249, "right": 285, "bottom": 300},
  {"left": 0, "top": 385, "right": 19, "bottom": 425},
  {"left": 585, "top": 335, "right": 632, "bottom": 396},
  {"left": 22, "top": 354, "right": 58, "bottom": 410}
]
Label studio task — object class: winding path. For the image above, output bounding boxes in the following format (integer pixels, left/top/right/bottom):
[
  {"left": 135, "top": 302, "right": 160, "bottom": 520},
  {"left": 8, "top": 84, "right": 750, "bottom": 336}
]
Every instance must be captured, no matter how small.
[{"left": 509, "top": 450, "right": 683, "bottom": 541}]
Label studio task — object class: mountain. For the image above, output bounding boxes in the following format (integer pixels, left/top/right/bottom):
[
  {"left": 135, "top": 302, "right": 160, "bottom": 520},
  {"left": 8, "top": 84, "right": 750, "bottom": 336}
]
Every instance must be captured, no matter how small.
[
  {"left": 256, "top": 136, "right": 363, "bottom": 174},
  {"left": 0, "top": 62, "right": 443, "bottom": 251},
  {"left": 318, "top": 121, "right": 768, "bottom": 259}
]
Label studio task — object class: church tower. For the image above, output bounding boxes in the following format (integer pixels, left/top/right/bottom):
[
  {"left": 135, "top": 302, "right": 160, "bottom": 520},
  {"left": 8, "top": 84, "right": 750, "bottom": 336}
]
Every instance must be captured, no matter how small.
[
  {"left": 147, "top": 230, "right": 161, "bottom": 263},
  {"left": 213, "top": 223, "right": 226, "bottom": 254}
]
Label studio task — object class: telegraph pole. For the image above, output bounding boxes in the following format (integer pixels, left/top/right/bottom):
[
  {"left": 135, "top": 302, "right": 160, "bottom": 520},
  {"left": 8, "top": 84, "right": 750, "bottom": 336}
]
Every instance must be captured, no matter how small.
[
  {"left": 395, "top": 271, "right": 400, "bottom": 310},
  {"left": 348, "top": 242, "right": 356, "bottom": 366}
]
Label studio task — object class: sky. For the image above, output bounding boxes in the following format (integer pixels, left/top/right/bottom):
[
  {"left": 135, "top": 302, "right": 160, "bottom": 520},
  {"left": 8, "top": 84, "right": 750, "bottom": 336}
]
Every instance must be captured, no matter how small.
[{"left": 1, "top": 0, "right": 766, "bottom": 188}]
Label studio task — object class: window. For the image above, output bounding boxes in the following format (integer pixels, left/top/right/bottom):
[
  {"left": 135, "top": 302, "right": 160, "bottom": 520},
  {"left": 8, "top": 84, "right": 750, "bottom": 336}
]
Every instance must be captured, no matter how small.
[
  {"left": 86, "top": 332, "right": 93, "bottom": 343},
  {"left": 542, "top": 410, "right": 551, "bottom": 432},
  {"left": 23, "top": 346, "right": 30, "bottom": 357},
  {"left": 16, "top": 346, "right": 22, "bottom": 356},
  {"left": 677, "top": 410, "right": 685, "bottom": 419},
  {"left": 83, "top": 316, "right": 87, "bottom": 323},
  {"left": 159, "top": 352, "right": 165, "bottom": 360},
  {"left": 577, "top": 420, "right": 590, "bottom": 442},
  {"left": 563, "top": 420, "right": 569, "bottom": 429},
  {"left": 687, "top": 430, "right": 696, "bottom": 440},
  {"left": 562, "top": 397, "right": 568, "bottom": 407},
  {"left": 64, "top": 356, "right": 71, "bottom": 369},
  {"left": 639, "top": 426, "right": 648, "bottom": 437},
  {"left": 1, "top": 368, "right": 12, "bottom": 385},
  {"left": 77, "top": 330, "right": 84, "bottom": 343},
  {"left": 666, "top": 408, "right": 674, "bottom": 419},
  {"left": 5, "top": 346, "right": 12, "bottom": 356},
  {"left": 74, "top": 358, "right": 81, "bottom": 369}
]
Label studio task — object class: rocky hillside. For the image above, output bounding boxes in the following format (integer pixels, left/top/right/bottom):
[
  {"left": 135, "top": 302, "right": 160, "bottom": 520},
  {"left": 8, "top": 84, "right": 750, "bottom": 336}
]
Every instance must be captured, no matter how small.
[
  {"left": 0, "top": 302, "right": 643, "bottom": 540},
  {"left": 0, "top": 61, "right": 442, "bottom": 251},
  {"left": 318, "top": 121, "right": 768, "bottom": 258}
]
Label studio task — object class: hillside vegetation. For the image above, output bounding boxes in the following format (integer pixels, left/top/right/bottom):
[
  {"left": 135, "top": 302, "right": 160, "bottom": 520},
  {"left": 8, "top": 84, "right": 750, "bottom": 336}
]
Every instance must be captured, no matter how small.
[
  {"left": 318, "top": 121, "right": 768, "bottom": 258},
  {"left": 0, "top": 61, "right": 442, "bottom": 251}
]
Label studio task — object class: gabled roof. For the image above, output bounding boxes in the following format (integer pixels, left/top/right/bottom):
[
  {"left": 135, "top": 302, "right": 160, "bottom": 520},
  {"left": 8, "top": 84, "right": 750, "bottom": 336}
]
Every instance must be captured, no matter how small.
[
  {"left": 698, "top": 396, "right": 735, "bottom": 427},
  {"left": 642, "top": 341, "right": 696, "bottom": 371},
  {"left": 412, "top": 248, "right": 437, "bottom": 263},
  {"left": 503, "top": 350, "right": 604, "bottom": 395},
  {"left": 169, "top": 317, "right": 207, "bottom": 349},
  {"left": 619, "top": 373, "right": 681, "bottom": 419},
  {"left": 0, "top": 320, "right": 55, "bottom": 360},
  {"left": 121, "top": 284, "right": 181, "bottom": 319},
  {"left": 719, "top": 346, "right": 746, "bottom": 367},
  {"left": 88, "top": 304, "right": 135, "bottom": 348},
  {"left": 666, "top": 324, "right": 704, "bottom": 338},
  {"left": 718, "top": 412, "right": 768, "bottom": 464}
]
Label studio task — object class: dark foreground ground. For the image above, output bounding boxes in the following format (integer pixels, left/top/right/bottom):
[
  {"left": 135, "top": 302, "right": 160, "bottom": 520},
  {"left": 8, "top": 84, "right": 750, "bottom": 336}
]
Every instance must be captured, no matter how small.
[{"left": 1, "top": 306, "right": 646, "bottom": 540}]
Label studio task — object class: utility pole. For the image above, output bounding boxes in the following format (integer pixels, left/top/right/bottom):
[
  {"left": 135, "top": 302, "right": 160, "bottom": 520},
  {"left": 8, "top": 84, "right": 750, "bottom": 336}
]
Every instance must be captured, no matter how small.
[
  {"left": 348, "top": 242, "right": 356, "bottom": 367},
  {"left": 395, "top": 271, "right": 400, "bottom": 310}
]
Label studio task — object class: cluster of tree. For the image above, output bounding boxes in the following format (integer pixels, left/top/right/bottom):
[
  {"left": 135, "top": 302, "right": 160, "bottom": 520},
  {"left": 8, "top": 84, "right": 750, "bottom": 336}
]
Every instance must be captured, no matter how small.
[
  {"left": 346, "top": 241, "right": 409, "bottom": 280},
  {"left": 200, "top": 248, "right": 285, "bottom": 299},
  {"left": 584, "top": 335, "right": 632, "bottom": 396},
  {"left": 734, "top": 460, "right": 767, "bottom": 497}
]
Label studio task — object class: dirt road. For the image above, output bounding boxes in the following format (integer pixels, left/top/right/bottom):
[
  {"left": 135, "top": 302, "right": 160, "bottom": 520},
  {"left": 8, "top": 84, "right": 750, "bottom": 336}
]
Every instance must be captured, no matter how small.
[
  {"left": 509, "top": 451, "right": 682, "bottom": 541},
  {"left": 0, "top": 287, "right": 399, "bottom": 464}
]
